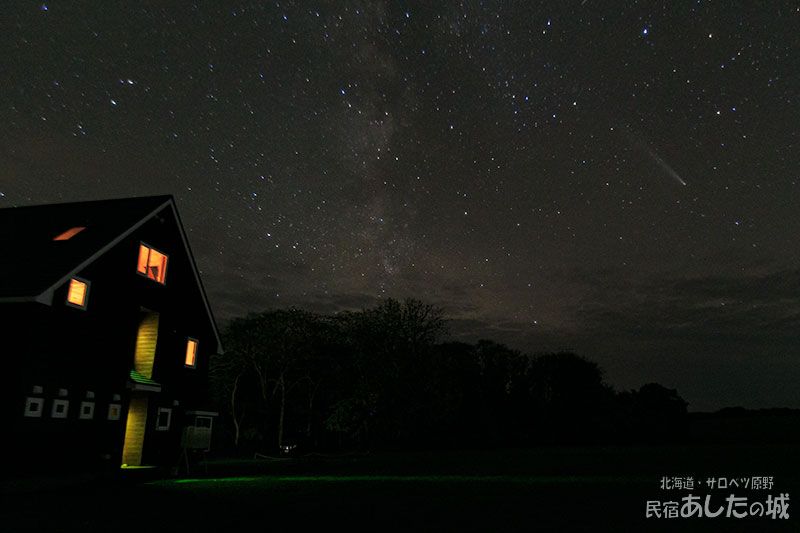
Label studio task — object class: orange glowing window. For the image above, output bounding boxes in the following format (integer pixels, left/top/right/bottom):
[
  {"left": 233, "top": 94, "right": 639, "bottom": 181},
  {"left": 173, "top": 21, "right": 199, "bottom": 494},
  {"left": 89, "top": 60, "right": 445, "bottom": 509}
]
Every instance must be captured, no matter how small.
[
  {"left": 66, "top": 278, "right": 88, "bottom": 309},
  {"left": 53, "top": 227, "right": 86, "bottom": 241},
  {"left": 185, "top": 338, "right": 198, "bottom": 368},
  {"left": 137, "top": 243, "right": 168, "bottom": 284}
]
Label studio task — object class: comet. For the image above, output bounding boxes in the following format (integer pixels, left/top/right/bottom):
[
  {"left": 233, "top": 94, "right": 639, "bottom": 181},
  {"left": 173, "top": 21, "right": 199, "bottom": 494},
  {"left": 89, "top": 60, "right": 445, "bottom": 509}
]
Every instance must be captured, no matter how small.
[{"left": 645, "top": 146, "right": 687, "bottom": 186}]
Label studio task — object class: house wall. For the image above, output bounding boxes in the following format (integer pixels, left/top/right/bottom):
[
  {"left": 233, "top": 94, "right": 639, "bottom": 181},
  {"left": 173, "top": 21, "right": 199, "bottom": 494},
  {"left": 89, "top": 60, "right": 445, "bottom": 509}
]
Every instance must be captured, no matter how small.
[
  {"left": 4, "top": 205, "right": 219, "bottom": 473},
  {"left": 3, "top": 301, "right": 134, "bottom": 473}
]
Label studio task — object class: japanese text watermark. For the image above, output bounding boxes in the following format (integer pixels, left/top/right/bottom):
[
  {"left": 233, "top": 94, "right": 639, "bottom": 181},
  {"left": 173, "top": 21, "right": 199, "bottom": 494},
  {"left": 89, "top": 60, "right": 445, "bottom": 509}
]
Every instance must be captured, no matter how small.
[{"left": 646, "top": 476, "right": 789, "bottom": 519}]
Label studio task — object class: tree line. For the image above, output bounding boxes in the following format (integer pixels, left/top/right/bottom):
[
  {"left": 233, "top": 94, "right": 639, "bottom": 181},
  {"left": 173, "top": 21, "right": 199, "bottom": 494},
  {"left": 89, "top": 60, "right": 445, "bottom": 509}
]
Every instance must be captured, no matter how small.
[{"left": 210, "top": 298, "right": 687, "bottom": 454}]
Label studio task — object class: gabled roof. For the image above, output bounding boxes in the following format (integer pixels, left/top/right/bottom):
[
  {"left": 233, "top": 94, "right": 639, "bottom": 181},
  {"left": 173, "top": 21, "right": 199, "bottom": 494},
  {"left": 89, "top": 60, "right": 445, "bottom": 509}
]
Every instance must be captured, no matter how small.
[{"left": 0, "top": 196, "right": 222, "bottom": 353}]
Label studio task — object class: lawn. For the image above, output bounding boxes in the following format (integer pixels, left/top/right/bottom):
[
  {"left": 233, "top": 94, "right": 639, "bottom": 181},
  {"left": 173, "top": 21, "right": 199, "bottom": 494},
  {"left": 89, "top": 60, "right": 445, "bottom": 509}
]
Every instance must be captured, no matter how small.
[{"left": 3, "top": 445, "right": 797, "bottom": 531}]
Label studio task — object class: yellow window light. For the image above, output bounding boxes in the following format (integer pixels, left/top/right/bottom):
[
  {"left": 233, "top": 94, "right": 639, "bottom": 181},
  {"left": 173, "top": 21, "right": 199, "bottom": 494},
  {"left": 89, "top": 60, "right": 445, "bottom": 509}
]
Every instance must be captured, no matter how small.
[
  {"left": 185, "top": 338, "right": 198, "bottom": 368},
  {"left": 53, "top": 227, "right": 86, "bottom": 241},
  {"left": 137, "top": 243, "right": 168, "bottom": 284},
  {"left": 137, "top": 244, "right": 149, "bottom": 275},
  {"left": 66, "top": 278, "right": 88, "bottom": 309}
]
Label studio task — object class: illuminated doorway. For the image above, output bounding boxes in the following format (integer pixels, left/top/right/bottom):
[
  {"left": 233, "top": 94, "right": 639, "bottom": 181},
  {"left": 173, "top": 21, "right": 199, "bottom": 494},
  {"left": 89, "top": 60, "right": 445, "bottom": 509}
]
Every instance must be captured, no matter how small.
[
  {"left": 121, "top": 394, "right": 148, "bottom": 466},
  {"left": 121, "top": 310, "right": 160, "bottom": 466}
]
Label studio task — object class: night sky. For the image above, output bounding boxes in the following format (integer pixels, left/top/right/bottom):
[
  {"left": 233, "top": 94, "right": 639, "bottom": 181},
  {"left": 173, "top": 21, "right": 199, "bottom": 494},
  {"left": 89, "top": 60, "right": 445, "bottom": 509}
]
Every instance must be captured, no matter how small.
[{"left": 2, "top": 2, "right": 798, "bottom": 411}]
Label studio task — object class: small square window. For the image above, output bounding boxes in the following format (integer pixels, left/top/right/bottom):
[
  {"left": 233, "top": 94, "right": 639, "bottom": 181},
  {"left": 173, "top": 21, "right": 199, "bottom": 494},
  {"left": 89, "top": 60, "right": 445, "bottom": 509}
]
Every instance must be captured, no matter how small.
[
  {"left": 51, "top": 399, "right": 69, "bottom": 419},
  {"left": 156, "top": 408, "right": 172, "bottom": 431},
  {"left": 137, "top": 243, "right": 168, "bottom": 284},
  {"left": 24, "top": 397, "right": 44, "bottom": 417},
  {"left": 185, "top": 338, "right": 198, "bottom": 368},
  {"left": 79, "top": 401, "right": 95, "bottom": 420},
  {"left": 66, "top": 278, "right": 89, "bottom": 309},
  {"left": 108, "top": 403, "right": 121, "bottom": 421}
]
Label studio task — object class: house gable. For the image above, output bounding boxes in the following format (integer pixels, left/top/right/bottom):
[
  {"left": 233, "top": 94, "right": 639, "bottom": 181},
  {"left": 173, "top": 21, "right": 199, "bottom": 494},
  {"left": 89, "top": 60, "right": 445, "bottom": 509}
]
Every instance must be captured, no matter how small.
[
  {"left": 0, "top": 196, "right": 222, "bottom": 354},
  {"left": 1, "top": 196, "right": 224, "bottom": 472}
]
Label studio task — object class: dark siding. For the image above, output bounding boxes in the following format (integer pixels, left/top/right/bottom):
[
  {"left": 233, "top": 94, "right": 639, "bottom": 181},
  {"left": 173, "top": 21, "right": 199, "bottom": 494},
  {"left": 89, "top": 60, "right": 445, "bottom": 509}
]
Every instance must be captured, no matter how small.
[{"left": 4, "top": 203, "right": 219, "bottom": 473}]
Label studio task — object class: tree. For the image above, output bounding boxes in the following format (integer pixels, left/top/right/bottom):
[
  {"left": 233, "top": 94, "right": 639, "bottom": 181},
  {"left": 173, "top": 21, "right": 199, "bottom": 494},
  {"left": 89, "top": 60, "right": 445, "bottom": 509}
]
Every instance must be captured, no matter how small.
[
  {"left": 635, "top": 383, "right": 689, "bottom": 418},
  {"left": 218, "top": 308, "right": 326, "bottom": 450},
  {"left": 330, "top": 298, "right": 447, "bottom": 447},
  {"left": 525, "top": 352, "right": 610, "bottom": 442},
  {"left": 209, "top": 349, "right": 251, "bottom": 448},
  {"left": 472, "top": 340, "right": 528, "bottom": 444},
  {"left": 629, "top": 383, "right": 688, "bottom": 442}
]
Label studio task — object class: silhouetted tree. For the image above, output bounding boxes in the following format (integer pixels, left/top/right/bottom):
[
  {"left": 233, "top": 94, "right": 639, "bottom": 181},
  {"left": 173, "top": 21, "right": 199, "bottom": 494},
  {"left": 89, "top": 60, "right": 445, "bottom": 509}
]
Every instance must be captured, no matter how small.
[
  {"left": 211, "top": 298, "right": 683, "bottom": 452},
  {"left": 331, "top": 298, "right": 447, "bottom": 447},
  {"left": 628, "top": 383, "right": 688, "bottom": 442},
  {"left": 525, "top": 352, "right": 610, "bottom": 443},
  {"left": 471, "top": 340, "right": 528, "bottom": 444},
  {"left": 217, "top": 308, "right": 329, "bottom": 450},
  {"left": 420, "top": 342, "right": 483, "bottom": 447},
  {"left": 209, "top": 349, "right": 252, "bottom": 448}
]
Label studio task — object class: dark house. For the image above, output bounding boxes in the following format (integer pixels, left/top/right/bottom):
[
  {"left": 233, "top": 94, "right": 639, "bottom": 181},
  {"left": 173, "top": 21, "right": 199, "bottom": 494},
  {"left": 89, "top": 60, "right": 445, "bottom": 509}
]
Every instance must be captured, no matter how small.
[{"left": 1, "top": 196, "right": 222, "bottom": 473}]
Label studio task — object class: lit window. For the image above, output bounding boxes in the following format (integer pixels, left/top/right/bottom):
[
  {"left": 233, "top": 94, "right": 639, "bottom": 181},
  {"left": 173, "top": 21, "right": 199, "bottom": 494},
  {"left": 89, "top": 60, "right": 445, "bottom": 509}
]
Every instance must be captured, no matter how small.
[
  {"left": 137, "top": 243, "right": 168, "bottom": 284},
  {"left": 53, "top": 227, "right": 85, "bottom": 241},
  {"left": 156, "top": 408, "right": 172, "bottom": 431},
  {"left": 108, "top": 403, "right": 121, "bottom": 421},
  {"left": 66, "top": 278, "right": 89, "bottom": 309},
  {"left": 185, "top": 338, "right": 198, "bottom": 368}
]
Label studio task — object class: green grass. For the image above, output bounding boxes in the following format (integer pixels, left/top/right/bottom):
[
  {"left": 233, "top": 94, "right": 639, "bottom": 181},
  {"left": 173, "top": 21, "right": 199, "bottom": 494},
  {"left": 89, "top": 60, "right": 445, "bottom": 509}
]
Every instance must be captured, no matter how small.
[{"left": 3, "top": 445, "right": 798, "bottom": 532}]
